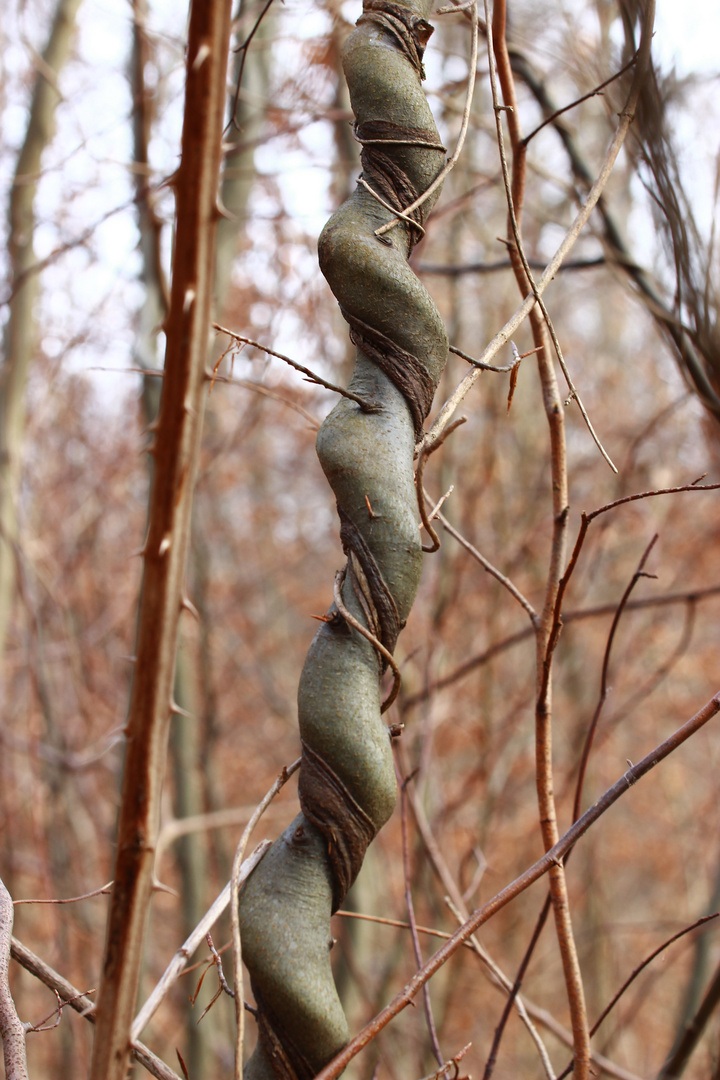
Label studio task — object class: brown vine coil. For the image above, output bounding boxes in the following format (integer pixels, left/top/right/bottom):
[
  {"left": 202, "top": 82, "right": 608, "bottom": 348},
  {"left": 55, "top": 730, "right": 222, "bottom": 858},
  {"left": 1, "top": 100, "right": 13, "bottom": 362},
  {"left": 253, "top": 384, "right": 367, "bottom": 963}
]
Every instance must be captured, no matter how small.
[{"left": 238, "top": 3, "right": 448, "bottom": 1077}]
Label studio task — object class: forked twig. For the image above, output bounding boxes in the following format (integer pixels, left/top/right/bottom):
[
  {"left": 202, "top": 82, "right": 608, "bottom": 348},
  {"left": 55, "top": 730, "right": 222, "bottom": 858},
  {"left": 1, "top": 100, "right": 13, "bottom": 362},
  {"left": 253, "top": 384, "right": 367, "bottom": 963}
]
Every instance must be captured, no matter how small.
[
  {"left": 486, "top": 0, "right": 615, "bottom": 472},
  {"left": 9, "top": 936, "right": 180, "bottom": 1080},
  {"left": 572, "top": 534, "right": 658, "bottom": 822}
]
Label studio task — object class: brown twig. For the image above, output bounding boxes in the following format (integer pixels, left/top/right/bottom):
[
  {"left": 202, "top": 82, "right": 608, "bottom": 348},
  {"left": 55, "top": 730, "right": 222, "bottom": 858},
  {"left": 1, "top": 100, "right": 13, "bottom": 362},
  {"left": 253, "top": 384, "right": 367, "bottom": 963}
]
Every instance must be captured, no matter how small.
[
  {"left": 403, "top": 581, "right": 720, "bottom": 709},
  {"left": 399, "top": 767, "right": 555, "bottom": 1079},
  {"left": 399, "top": 768, "right": 445, "bottom": 1070},
  {"left": 132, "top": 839, "right": 271, "bottom": 1041},
  {"left": 432, "top": 502, "right": 537, "bottom": 624},
  {"left": 488, "top": 0, "right": 615, "bottom": 473},
  {"left": 13, "top": 882, "right": 113, "bottom": 905},
  {"left": 486, "top": 532, "right": 661, "bottom": 1073},
  {"left": 213, "top": 325, "right": 375, "bottom": 410},
  {"left": 521, "top": 52, "right": 639, "bottom": 147},
  {"left": 487, "top": 0, "right": 590, "bottom": 1069},
  {"left": 424, "top": 0, "right": 657, "bottom": 450},
  {"left": 226, "top": 0, "right": 275, "bottom": 134},
  {"left": 89, "top": 4, "right": 236, "bottom": 1076},
  {"left": 659, "top": 954, "right": 720, "bottom": 1078},
  {"left": 333, "top": 569, "right": 402, "bottom": 714},
  {"left": 545, "top": 482, "right": 720, "bottom": 683}
]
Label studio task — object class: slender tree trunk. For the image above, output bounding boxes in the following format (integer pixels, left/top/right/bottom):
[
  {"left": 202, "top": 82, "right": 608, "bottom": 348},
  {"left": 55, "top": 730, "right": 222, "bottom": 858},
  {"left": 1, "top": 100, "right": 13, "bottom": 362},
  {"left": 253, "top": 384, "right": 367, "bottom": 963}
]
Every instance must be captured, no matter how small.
[
  {"left": 0, "top": 0, "right": 84, "bottom": 659},
  {"left": 89, "top": 2, "right": 233, "bottom": 1076}
]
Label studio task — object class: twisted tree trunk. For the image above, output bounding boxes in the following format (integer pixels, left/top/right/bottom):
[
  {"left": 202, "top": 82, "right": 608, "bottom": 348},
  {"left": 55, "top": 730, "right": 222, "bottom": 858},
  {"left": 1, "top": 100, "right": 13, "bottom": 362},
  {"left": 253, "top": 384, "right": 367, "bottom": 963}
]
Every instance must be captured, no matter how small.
[{"left": 238, "top": 3, "right": 448, "bottom": 1076}]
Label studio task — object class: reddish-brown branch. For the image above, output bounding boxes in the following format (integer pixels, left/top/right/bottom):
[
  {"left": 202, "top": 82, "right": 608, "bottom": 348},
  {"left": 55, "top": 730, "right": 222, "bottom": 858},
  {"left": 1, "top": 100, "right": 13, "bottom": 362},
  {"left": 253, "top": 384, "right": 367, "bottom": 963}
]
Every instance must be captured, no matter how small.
[
  {"left": 489, "top": 0, "right": 588, "bottom": 1068},
  {"left": 89, "top": 2, "right": 233, "bottom": 1078}
]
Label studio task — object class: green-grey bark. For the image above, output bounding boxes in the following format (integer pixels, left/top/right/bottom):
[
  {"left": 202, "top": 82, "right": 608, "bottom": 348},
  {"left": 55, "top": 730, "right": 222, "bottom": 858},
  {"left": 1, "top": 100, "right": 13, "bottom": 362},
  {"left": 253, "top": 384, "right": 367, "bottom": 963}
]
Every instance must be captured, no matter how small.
[{"left": 238, "top": 3, "right": 448, "bottom": 1076}]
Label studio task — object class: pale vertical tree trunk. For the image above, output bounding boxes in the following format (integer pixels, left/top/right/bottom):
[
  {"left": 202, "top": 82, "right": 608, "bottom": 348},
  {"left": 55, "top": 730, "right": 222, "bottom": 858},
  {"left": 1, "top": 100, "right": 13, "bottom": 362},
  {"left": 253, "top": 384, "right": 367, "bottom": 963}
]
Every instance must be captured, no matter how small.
[
  {"left": 89, "top": 1, "right": 233, "bottom": 1076},
  {"left": 0, "top": 0, "right": 84, "bottom": 659}
]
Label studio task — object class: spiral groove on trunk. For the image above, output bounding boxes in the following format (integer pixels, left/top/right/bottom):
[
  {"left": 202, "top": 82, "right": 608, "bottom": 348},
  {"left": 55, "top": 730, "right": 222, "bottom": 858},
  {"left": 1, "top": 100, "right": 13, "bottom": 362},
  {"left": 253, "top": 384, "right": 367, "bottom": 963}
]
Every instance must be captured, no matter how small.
[{"left": 238, "top": 3, "right": 448, "bottom": 1076}]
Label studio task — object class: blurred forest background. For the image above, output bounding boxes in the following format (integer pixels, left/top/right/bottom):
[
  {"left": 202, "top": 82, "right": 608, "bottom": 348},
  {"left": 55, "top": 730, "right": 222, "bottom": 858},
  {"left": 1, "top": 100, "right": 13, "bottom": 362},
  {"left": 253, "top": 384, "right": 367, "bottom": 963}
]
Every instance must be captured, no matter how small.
[{"left": 1, "top": 0, "right": 720, "bottom": 1077}]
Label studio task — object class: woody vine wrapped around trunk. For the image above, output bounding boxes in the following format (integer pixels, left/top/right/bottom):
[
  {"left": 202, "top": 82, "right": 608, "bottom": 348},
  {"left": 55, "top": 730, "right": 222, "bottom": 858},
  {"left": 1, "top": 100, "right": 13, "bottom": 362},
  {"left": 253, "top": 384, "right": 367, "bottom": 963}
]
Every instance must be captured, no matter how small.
[{"left": 238, "top": 3, "right": 448, "bottom": 1077}]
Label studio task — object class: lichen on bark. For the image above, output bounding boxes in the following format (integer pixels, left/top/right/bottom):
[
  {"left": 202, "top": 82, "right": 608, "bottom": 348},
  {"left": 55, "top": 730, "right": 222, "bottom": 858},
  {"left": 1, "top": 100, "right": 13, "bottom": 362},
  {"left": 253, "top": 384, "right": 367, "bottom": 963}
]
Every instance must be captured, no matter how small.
[{"left": 238, "top": 3, "right": 448, "bottom": 1076}]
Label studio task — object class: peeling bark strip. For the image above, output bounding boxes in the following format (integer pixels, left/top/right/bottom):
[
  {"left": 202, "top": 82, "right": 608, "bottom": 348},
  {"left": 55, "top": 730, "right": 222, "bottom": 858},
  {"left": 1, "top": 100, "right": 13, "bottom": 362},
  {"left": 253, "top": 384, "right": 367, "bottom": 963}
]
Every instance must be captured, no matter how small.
[
  {"left": 238, "top": 3, "right": 448, "bottom": 1077},
  {"left": 89, "top": 3, "right": 233, "bottom": 1079}
]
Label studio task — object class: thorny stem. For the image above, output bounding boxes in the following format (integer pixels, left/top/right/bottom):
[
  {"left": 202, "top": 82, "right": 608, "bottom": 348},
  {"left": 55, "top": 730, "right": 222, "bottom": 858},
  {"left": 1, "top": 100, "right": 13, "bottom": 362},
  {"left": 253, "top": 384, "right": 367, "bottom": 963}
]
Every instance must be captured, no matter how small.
[
  {"left": 313, "top": 691, "right": 720, "bottom": 1080},
  {"left": 89, "top": 3, "right": 234, "bottom": 1077},
  {"left": 488, "top": 0, "right": 589, "bottom": 1073}
]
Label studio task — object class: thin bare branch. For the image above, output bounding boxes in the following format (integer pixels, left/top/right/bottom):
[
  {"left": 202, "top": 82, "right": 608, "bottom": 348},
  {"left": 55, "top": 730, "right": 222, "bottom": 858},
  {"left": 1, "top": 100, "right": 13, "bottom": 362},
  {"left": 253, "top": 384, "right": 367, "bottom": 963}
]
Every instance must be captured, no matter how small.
[
  {"left": 231, "top": 758, "right": 301, "bottom": 1080},
  {"left": 423, "top": 0, "right": 657, "bottom": 450},
  {"left": 399, "top": 770, "right": 444, "bottom": 1069},
  {"left": 432, "top": 502, "right": 537, "bottom": 624},
  {"left": 572, "top": 535, "right": 659, "bottom": 822},
  {"left": 9, "top": 937, "right": 181, "bottom": 1080},
  {"left": 132, "top": 839, "right": 272, "bottom": 1042},
  {"left": 213, "top": 325, "right": 374, "bottom": 410},
  {"left": 13, "top": 882, "right": 113, "bottom": 906},
  {"left": 313, "top": 691, "right": 720, "bottom": 1080}
]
